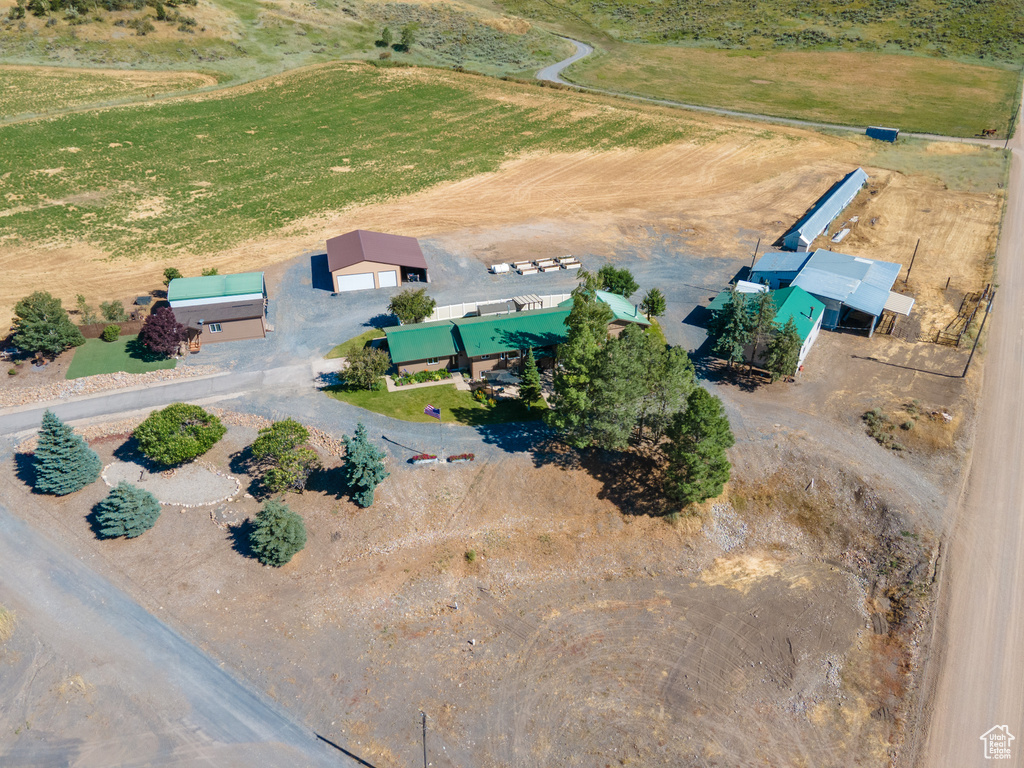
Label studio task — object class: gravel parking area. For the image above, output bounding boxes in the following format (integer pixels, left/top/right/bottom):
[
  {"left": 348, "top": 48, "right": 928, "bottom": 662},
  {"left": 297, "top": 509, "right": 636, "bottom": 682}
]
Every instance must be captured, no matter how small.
[{"left": 102, "top": 460, "right": 240, "bottom": 507}]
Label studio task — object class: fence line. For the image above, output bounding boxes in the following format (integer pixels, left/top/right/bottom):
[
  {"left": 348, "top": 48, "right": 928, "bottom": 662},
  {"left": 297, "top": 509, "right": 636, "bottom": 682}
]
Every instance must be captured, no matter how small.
[{"left": 425, "top": 293, "right": 573, "bottom": 323}]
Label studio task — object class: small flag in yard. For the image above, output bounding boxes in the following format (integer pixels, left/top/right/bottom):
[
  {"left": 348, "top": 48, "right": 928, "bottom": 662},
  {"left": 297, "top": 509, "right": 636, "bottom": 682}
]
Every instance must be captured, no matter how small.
[{"left": 424, "top": 404, "right": 441, "bottom": 420}]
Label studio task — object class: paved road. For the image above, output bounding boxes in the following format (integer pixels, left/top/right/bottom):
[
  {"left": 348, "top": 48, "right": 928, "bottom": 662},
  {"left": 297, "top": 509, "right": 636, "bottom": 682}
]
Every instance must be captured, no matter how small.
[
  {"left": 915, "top": 106, "right": 1024, "bottom": 766},
  {"left": 538, "top": 38, "right": 1006, "bottom": 145},
  {"left": 0, "top": 500, "right": 347, "bottom": 767}
]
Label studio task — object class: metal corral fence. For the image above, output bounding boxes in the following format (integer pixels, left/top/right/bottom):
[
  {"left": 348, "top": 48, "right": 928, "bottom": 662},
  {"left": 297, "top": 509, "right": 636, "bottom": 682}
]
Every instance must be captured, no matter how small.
[{"left": 425, "top": 293, "right": 573, "bottom": 323}]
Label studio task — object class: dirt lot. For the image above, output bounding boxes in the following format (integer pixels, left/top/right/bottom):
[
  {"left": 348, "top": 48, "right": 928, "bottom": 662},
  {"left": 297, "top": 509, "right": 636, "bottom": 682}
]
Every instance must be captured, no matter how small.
[{"left": 0, "top": 401, "right": 944, "bottom": 766}]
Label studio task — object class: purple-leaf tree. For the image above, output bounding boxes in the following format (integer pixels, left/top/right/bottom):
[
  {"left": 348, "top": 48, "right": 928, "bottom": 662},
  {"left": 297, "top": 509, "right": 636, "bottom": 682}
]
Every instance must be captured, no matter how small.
[{"left": 139, "top": 307, "right": 186, "bottom": 358}]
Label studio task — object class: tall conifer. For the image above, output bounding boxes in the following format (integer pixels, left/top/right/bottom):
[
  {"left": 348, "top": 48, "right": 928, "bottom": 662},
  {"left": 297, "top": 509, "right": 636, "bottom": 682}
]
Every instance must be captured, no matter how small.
[
  {"left": 34, "top": 410, "right": 101, "bottom": 495},
  {"left": 342, "top": 423, "right": 389, "bottom": 508},
  {"left": 94, "top": 483, "right": 161, "bottom": 538}
]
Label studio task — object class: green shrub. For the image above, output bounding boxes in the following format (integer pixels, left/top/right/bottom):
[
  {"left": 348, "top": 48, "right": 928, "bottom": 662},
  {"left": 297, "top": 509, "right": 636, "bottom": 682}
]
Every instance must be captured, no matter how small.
[
  {"left": 132, "top": 402, "right": 226, "bottom": 465},
  {"left": 101, "top": 324, "right": 120, "bottom": 342},
  {"left": 7, "top": 368, "right": 16, "bottom": 376},
  {"left": 94, "top": 482, "right": 161, "bottom": 538},
  {"left": 464, "top": 549, "right": 476, "bottom": 563},
  {"left": 100, "top": 300, "right": 128, "bottom": 322},
  {"left": 901, "top": 420, "right": 914, "bottom": 431},
  {"left": 249, "top": 500, "right": 306, "bottom": 567}
]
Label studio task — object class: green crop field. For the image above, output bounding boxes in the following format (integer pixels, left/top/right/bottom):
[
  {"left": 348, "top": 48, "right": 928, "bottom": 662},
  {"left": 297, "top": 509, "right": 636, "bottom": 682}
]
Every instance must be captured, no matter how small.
[
  {"left": 500, "top": 0, "right": 1024, "bottom": 63},
  {"left": 66, "top": 335, "right": 176, "bottom": 379},
  {"left": 0, "top": 63, "right": 700, "bottom": 259},
  {"left": 566, "top": 46, "right": 1021, "bottom": 137}
]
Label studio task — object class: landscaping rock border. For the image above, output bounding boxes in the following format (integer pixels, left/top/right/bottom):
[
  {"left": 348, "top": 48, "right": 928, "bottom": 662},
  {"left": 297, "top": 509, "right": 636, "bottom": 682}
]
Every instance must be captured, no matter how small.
[{"left": 101, "top": 460, "right": 241, "bottom": 508}]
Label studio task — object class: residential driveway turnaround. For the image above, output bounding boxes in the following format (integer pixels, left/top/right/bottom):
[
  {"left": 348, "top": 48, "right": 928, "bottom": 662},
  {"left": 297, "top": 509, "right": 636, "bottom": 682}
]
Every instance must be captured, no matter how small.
[{"left": 0, "top": 502, "right": 345, "bottom": 767}]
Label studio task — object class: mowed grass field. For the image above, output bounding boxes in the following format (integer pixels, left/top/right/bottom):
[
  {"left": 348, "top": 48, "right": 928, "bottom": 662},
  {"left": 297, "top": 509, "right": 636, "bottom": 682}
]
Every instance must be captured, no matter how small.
[
  {"left": 0, "top": 66, "right": 215, "bottom": 122},
  {"left": 65, "top": 335, "right": 176, "bottom": 379},
  {"left": 326, "top": 382, "right": 545, "bottom": 425},
  {"left": 0, "top": 63, "right": 698, "bottom": 259},
  {"left": 566, "top": 46, "right": 1021, "bottom": 137}
]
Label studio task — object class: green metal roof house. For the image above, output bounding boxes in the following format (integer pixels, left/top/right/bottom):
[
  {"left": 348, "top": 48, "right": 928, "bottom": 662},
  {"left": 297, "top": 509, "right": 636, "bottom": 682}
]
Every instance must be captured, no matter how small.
[
  {"left": 384, "top": 297, "right": 650, "bottom": 380},
  {"left": 167, "top": 271, "right": 268, "bottom": 352},
  {"left": 707, "top": 285, "right": 825, "bottom": 370}
]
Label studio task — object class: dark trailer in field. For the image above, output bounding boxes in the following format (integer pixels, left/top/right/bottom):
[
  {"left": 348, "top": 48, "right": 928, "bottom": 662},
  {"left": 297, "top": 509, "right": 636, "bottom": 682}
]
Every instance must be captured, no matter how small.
[{"left": 866, "top": 126, "right": 900, "bottom": 143}]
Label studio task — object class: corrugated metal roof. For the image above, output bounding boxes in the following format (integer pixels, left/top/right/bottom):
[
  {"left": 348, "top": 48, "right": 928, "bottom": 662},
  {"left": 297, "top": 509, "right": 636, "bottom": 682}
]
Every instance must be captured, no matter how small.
[
  {"left": 706, "top": 286, "right": 823, "bottom": 342},
  {"left": 773, "top": 286, "right": 825, "bottom": 342},
  {"left": 325, "top": 230, "right": 427, "bottom": 273},
  {"left": 557, "top": 290, "right": 651, "bottom": 325},
  {"left": 884, "top": 291, "right": 916, "bottom": 316},
  {"left": 168, "top": 272, "right": 265, "bottom": 302},
  {"left": 384, "top": 321, "right": 459, "bottom": 364},
  {"left": 784, "top": 168, "right": 868, "bottom": 248},
  {"left": 453, "top": 307, "right": 570, "bottom": 357},
  {"left": 791, "top": 250, "right": 901, "bottom": 317},
  {"left": 751, "top": 251, "right": 811, "bottom": 274}
]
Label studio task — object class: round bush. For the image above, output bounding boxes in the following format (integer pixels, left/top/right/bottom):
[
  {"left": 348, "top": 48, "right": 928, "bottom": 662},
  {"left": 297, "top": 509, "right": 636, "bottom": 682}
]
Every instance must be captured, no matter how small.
[
  {"left": 94, "top": 482, "right": 161, "bottom": 539},
  {"left": 101, "top": 324, "right": 120, "bottom": 342},
  {"left": 249, "top": 500, "right": 307, "bottom": 567},
  {"left": 132, "top": 402, "right": 226, "bottom": 466}
]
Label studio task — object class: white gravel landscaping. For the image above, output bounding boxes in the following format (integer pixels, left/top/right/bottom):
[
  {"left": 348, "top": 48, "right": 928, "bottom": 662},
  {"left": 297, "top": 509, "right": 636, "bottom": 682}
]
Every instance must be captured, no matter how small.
[{"left": 102, "top": 460, "right": 240, "bottom": 507}]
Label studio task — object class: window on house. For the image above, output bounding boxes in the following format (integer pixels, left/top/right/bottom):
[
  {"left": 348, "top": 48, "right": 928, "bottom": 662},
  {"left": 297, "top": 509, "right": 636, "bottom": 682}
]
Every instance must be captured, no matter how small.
[
  {"left": 499, "top": 352, "right": 507, "bottom": 360},
  {"left": 427, "top": 357, "right": 439, "bottom": 365},
  {"left": 480, "top": 355, "right": 490, "bottom": 360},
  {"left": 506, "top": 350, "right": 520, "bottom": 359},
  {"left": 208, "top": 323, "right": 223, "bottom": 333}
]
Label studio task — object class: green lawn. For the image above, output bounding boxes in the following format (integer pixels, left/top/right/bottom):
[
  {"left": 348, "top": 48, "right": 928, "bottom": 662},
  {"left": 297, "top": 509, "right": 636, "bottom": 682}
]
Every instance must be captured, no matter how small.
[
  {"left": 565, "top": 45, "right": 1021, "bottom": 138},
  {"left": 0, "top": 63, "right": 697, "bottom": 259},
  {"left": 326, "top": 328, "right": 386, "bottom": 360},
  {"left": 66, "top": 335, "right": 176, "bottom": 379},
  {"left": 325, "top": 382, "right": 547, "bottom": 426}
]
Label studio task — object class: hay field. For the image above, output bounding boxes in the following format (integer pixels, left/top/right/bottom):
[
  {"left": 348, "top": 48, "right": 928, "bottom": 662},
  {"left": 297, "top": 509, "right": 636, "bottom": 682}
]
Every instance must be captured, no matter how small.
[
  {"left": 0, "top": 66, "right": 216, "bottom": 122},
  {"left": 565, "top": 45, "right": 1021, "bottom": 138},
  {"left": 0, "top": 64, "right": 1005, "bottom": 329}
]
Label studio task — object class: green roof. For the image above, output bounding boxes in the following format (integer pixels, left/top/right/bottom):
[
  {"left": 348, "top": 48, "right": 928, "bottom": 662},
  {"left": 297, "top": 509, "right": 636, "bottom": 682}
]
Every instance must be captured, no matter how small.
[
  {"left": 168, "top": 272, "right": 265, "bottom": 302},
  {"left": 557, "top": 290, "right": 650, "bottom": 325},
  {"left": 707, "top": 286, "right": 824, "bottom": 342},
  {"left": 772, "top": 286, "right": 825, "bottom": 341},
  {"left": 384, "top": 320, "right": 459, "bottom": 364},
  {"left": 453, "top": 307, "right": 570, "bottom": 357}
]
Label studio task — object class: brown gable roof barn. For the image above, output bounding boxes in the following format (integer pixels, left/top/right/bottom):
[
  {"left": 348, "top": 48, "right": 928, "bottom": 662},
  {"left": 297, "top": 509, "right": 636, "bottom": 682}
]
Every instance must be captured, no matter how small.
[{"left": 325, "top": 230, "right": 429, "bottom": 292}]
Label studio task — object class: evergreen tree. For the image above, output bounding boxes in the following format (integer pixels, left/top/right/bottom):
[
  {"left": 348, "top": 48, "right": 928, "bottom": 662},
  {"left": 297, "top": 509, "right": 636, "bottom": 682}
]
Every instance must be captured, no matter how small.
[
  {"left": 518, "top": 347, "right": 542, "bottom": 406},
  {"left": 12, "top": 291, "right": 85, "bottom": 357},
  {"left": 249, "top": 500, "right": 307, "bottom": 567},
  {"left": 139, "top": 307, "right": 186, "bottom": 358},
  {"left": 94, "top": 482, "right": 161, "bottom": 539},
  {"left": 250, "top": 419, "right": 321, "bottom": 494},
  {"left": 664, "top": 388, "right": 735, "bottom": 507},
  {"left": 588, "top": 324, "right": 649, "bottom": 450},
  {"left": 399, "top": 23, "right": 416, "bottom": 49},
  {"left": 638, "top": 344, "right": 695, "bottom": 442},
  {"left": 764, "top": 317, "right": 803, "bottom": 382},
  {"left": 706, "top": 285, "right": 753, "bottom": 369},
  {"left": 380, "top": 25, "right": 392, "bottom": 46},
  {"left": 640, "top": 287, "right": 667, "bottom": 319},
  {"left": 748, "top": 290, "right": 777, "bottom": 371},
  {"left": 342, "top": 423, "right": 389, "bottom": 508},
  {"left": 33, "top": 410, "right": 101, "bottom": 495},
  {"left": 545, "top": 271, "right": 614, "bottom": 447},
  {"left": 133, "top": 403, "right": 226, "bottom": 465}
]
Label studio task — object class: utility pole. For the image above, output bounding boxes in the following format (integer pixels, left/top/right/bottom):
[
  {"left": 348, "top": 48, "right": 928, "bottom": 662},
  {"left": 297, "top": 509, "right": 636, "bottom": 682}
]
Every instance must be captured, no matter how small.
[
  {"left": 963, "top": 290, "right": 995, "bottom": 378},
  {"left": 750, "top": 237, "right": 760, "bottom": 271},
  {"left": 420, "top": 711, "right": 428, "bottom": 768},
  {"left": 904, "top": 239, "right": 920, "bottom": 285}
]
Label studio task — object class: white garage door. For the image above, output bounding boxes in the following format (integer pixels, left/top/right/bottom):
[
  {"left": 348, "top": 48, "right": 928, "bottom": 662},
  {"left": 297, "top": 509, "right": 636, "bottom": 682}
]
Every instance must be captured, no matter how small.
[
  {"left": 336, "top": 272, "right": 376, "bottom": 292},
  {"left": 378, "top": 270, "right": 398, "bottom": 288}
]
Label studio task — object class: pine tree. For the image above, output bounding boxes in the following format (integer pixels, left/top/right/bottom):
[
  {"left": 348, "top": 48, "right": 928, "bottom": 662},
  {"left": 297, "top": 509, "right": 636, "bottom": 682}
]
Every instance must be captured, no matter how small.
[
  {"left": 706, "top": 285, "right": 753, "bottom": 369},
  {"left": 640, "top": 287, "right": 667, "bottom": 319},
  {"left": 545, "top": 271, "right": 614, "bottom": 447},
  {"left": 518, "top": 347, "right": 542, "bottom": 406},
  {"left": 588, "top": 324, "right": 649, "bottom": 450},
  {"left": 764, "top": 317, "right": 803, "bottom": 382},
  {"left": 250, "top": 419, "right": 321, "bottom": 494},
  {"left": 33, "top": 410, "right": 101, "bottom": 495},
  {"left": 249, "top": 500, "right": 307, "bottom": 566},
  {"left": 13, "top": 291, "right": 86, "bottom": 357},
  {"left": 94, "top": 482, "right": 161, "bottom": 539},
  {"left": 664, "top": 388, "right": 735, "bottom": 507},
  {"left": 748, "top": 290, "right": 777, "bottom": 371},
  {"left": 342, "top": 423, "right": 389, "bottom": 508},
  {"left": 638, "top": 344, "right": 695, "bottom": 442},
  {"left": 596, "top": 265, "right": 639, "bottom": 298}
]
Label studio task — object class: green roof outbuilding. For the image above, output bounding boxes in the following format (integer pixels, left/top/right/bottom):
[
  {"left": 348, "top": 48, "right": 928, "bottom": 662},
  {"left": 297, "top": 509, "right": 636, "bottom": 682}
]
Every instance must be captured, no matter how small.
[
  {"left": 168, "top": 272, "right": 266, "bottom": 302},
  {"left": 384, "top": 320, "right": 460, "bottom": 364},
  {"left": 707, "top": 285, "right": 824, "bottom": 342}
]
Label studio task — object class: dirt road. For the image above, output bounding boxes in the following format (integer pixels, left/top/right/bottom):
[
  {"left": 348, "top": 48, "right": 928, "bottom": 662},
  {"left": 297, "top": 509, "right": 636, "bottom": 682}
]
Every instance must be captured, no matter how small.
[
  {"left": 0, "top": 500, "right": 347, "bottom": 767},
  {"left": 915, "top": 108, "right": 1024, "bottom": 765}
]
